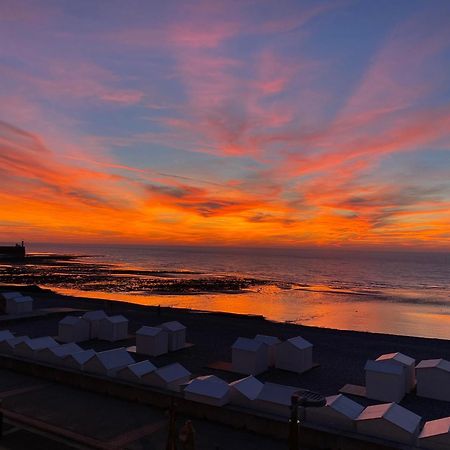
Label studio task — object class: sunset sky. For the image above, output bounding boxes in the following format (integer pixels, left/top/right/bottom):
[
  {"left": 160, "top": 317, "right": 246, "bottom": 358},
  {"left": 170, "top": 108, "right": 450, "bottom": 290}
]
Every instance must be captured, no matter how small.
[{"left": 1, "top": 0, "right": 450, "bottom": 249}]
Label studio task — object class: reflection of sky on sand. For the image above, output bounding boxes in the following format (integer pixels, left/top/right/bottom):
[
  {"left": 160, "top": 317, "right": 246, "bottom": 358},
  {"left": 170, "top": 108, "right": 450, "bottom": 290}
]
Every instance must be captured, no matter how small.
[{"left": 54, "top": 285, "right": 450, "bottom": 340}]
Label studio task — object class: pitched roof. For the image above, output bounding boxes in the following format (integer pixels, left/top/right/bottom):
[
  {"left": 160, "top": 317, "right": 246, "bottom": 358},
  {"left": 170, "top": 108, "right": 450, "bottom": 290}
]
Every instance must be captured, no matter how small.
[
  {"left": 123, "top": 360, "right": 157, "bottom": 377},
  {"left": 229, "top": 375, "right": 263, "bottom": 400},
  {"left": 364, "top": 360, "right": 404, "bottom": 375},
  {"left": 257, "top": 382, "right": 300, "bottom": 406},
  {"left": 137, "top": 326, "right": 165, "bottom": 337},
  {"left": 94, "top": 348, "right": 135, "bottom": 370},
  {"left": 52, "top": 343, "right": 83, "bottom": 357},
  {"left": 416, "top": 359, "right": 450, "bottom": 372},
  {"left": 286, "top": 336, "right": 312, "bottom": 350},
  {"left": 0, "top": 330, "right": 14, "bottom": 341},
  {"left": 232, "top": 337, "right": 265, "bottom": 352},
  {"left": 66, "top": 349, "right": 96, "bottom": 365},
  {"left": 154, "top": 363, "right": 190, "bottom": 383},
  {"left": 326, "top": 394, "right": 364, "bottom": 419},
  {"left": 160, "top": 321, "right": 186, "bottom": 332},
  {"left": 356, "top": 403, "right": 421, "bottom": 433},
  {"left": 103, "top": 315, "right": 128, "bottom": 324},
  {"left": 3, "top": 336, "right": 29, "bottom": 348},
  {"left": 254, "top": 335, "right": 281, "bottom": 346},
  {"left": 12, "top": 296, "right": 33, "bottom": 303},
  {"left": 25, "top": 336, "right": 59, "bottom": 351},
  {"left": 1, "top": 292, "right": 21, "bottom": 300},
  {"left": 59, "top": 316, "right": 82, "bottom": 326},
  {"left": 419, "top": 417, "right": 450, "bottom": 439},
  {"left": 376, "top": 352, "right": 415, "bottom": 366},
  {"left": 82, "top": 310, "right": 108, "bottom": 321},
  {"left": 185, "top": 375, "right": 229, "bottom": 399}
]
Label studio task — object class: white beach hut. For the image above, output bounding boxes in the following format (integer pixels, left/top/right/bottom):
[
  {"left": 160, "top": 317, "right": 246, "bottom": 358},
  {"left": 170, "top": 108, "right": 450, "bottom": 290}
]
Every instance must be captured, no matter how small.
[
  {"left": 15, "top": 336, "right": 59, "bottom": 359},
  {"left": 305, "top": 394, "right": 364, "bottom": 432},
  {"left": 365, "top": 360, "right": 406, "bottom": 402},
  {"left": 38, "top": 343, "right": 83, "bottom": 366},
  {"left": 82, "top": 310, "right": 108, "bottom": 339},
  {"left": 418, "top": 417, "right": 450, "bottom": 450},
  {"left": 184, "top": 375, "right": 231, "bottom": 406},
  {"left": 145, "top": 363, "right": 191, "bottom": 392},
  {"left": 116, "top": 360, "right": 157, "bottom": 383},
  {"left": 83, "top": 347, "right": 135, "bottom": 376},
  {"left": 229, "top": 375, "right": 264, "bottom": 409},
  {"left": 98, "top": 315, "right": 129, "bottom": 342},
  {"left": 254, "top": 334, "right": 281, "bottom": 367},
  {"left": 275, "top": 336, "right": 313, "bottom": 374},
  {"left": 355, "top": 403, "right": 421, "bottom": 445},
  {"left": 0, "top": 330, "right": 14, "bottom": 342},
  {"left": 376, "top": 352, "right": 416, "bottom": 392},
  {"left": 58, "top": 316, "right": 90, "bottom": 343},
  {"left": 136, "top": 326, "right": 168, "bottom": 356},
  {"left": 6, "top": 296, "right": 33, "bottom": 314},
  {"left": 0, "top": 336, "right": 29, "bottom": 354},
  {"left": 159, "top": 321, "right": 186, "bottom": 351},
  {"left": 63, "top": 349, "right": 96, "bottom": 371},
  {"left": 416, "top": 359, "right": 450, "bottom": 402},
  {"left": 232, "top": 337, "right": 268, "bottom": 375},
  {"left": 254, "top": 382, "right": 300, "bottom": 418}
]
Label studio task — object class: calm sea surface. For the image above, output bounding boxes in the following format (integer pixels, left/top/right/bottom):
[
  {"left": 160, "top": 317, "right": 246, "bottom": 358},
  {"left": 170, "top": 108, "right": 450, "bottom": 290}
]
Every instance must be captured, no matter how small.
[{"left": 28, "top": 243, "right": 450, "bottom": 340}]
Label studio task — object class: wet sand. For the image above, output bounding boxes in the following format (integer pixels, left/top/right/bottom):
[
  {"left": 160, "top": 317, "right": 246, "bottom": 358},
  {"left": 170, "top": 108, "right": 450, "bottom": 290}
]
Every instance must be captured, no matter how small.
[{"left": 1, "top": 284, "right": 450, "bottom": 423}]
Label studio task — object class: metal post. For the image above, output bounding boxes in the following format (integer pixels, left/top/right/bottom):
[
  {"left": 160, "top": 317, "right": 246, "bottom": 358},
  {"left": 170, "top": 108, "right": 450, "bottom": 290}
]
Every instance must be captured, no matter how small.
[{"left": 288, "top": 395, "right": 299, "bottom": 450}]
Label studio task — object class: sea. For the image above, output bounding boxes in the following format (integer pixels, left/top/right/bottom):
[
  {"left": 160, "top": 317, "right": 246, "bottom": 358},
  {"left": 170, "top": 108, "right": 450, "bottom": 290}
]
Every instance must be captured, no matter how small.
[{"left": 25, "top": 243, "right": 450, "bottom": 340}]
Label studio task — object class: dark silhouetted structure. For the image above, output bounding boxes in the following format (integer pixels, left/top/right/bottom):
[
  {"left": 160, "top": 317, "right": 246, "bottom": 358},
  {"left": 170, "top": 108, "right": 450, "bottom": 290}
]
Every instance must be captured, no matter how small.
[{"left": 0, "top": 242, "right": 25, "bottom": 260}]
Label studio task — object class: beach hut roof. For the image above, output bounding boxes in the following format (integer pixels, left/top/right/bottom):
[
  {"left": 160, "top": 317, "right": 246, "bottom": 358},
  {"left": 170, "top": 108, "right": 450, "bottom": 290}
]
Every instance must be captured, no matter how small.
[
  {"left": 326, "top": 394, "right": 364, "bottom": 419},
  {"left": 416, "top": 358, "right": 450, "bottom": 372},
  {"left": 229, "top": 375, "right": 263, "bottom": 400},
  {"left": 95, "top": 348, "right": 134, "bottom": 370},
  {"left": 232, "top": 337, "right": 264, "bottom": 352},
  {"left": 357, "top": 403, "right": 421, "bottom": 433},
  {"left": 68, "top": 349, "right": 96, "bottom": 364},
  {"left": 4, "top": 336, "right": 29, "bottom": 347},
  {"left": 26, "top": 336, "right": 58, "bottom": 350},
  {"left": 1, "top": 291, "right": 21, "bottom": 300},
  {"left": 160, "top": 321, "right": 186, "bottom": 332},
  {"left": 59, "top": 316, "right": 81, "bottom": 325},
  {"left": 155, "top": 363, "right": 190, "bottom": 383},
  {"left": 257, "top": 382, "right": 299, "bottom": 406},
  {"left": 83, "top": 310, "right": 108, "bottom": 321},
  {"left": 104, "top": 315, "right": 128, "bottom": 324},
  {"left": 185, "top": 375, "right": 229, "bottom": 399},
  {"left": 13, "top": 296, "right": 33, "bottom": 303},
  {"left": 287, "top": 336, "right": 313, "bottom": 350},
  {"left": 376, "top": 352, "right": 415, "bottom": 366},
  {"left": 52, "top": 343, "right": 83, "bottom": 357},
  {"left": 137, "top": 326, "right": 165, "bottom": 336},
  {"left": 364, "top": 360, "right": 404, "bottom": 375},
  {"left": 126, "top": 360, "right": 157, "bottom": 377},
  {"left": 254, "top": 335, "right": 281, "bottom": 345},
  {"left": 419, "top": 417, "right": 450, "bottom": 438},
  {"left": 0, "top": 330, "right": 14, "bottom": 341}
]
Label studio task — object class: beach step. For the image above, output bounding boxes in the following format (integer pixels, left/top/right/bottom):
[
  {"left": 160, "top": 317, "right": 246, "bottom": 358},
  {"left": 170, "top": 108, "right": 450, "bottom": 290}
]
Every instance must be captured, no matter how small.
[{"left": 339, "top": 383, "right": 367, "bottom": 398}]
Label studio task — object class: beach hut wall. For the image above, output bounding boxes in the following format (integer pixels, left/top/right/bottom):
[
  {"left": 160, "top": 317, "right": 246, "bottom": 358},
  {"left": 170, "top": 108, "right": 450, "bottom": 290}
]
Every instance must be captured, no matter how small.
[
  {"left": 38, "top": 343, "right": 83, "bottom": 366},
  {"left": 58, "top": 316, "right": 90, "bottom": 343},
  {"left": 144, "top": 363, "right": 191, "bottom": 392},
  {"left": 231, "top": 337, "right": 268, "bottom": 375},
  {"left": 83, "top": 347, "right": 135, "bottom": 376},
  {"left": 116, "top": 360, "right": 157, "bottom": 383},
  {"left": 158, "top": 321, "right": 186, "bottom": 351},
  {"left": 275, "top": 336, "right": 313, "bottom": 374},
  {"left": 355, "top": 402, "right": 422, "bottom": 445},
  {"left": 5, "top": 296, "right": 33, "bottom": 315},
  {"left": 63, "top": 349, "right": 96, "bottom": 371},
  {"left": 98, "top": 315, "right": 129, "bottom": 342},
  {"left": 254, "top": 382, "right": 300, "bottom": 418},
  {"left": 0, "top": 336, "right": 29, "bottom": 354},
  {"left": 82, "top": 310, "right": 108, "bottom": 338},
  {"left": 15, "top": 336, "right": 59, "bottom": 359},
  {"left": 305, "top": 394, "right": 364, "bottom": 432},
  {"left": 136, "top": 326, "right": 168, "bottom": 356},
  {"left": 376, "top": 352, "right": 416, "bottom": 392},
  {"left": 229, "top": 375, "right": 264, "bottom": 409},
  {"left": 416, "top": 359, "right": 450, "bottom": 402},
  {"left": 184, "top": 375, "right": 231, "bottom": 407},
  {"left": 418, "top": 417, "right": 450, "bottom": 450},
  {"left": 365, "top": 360, "right": 406, "bottom": 402},
  {"left": 254, "top": 334, "right": 281, "bottom": 367}
]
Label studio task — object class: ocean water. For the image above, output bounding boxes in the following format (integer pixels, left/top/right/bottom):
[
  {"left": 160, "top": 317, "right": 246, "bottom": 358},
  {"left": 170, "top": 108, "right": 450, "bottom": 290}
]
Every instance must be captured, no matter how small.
[{"left": 27, "top": 243, "right": 450, "bottom": 339}]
